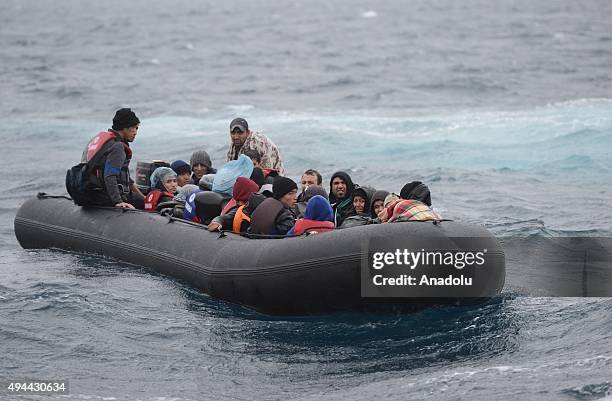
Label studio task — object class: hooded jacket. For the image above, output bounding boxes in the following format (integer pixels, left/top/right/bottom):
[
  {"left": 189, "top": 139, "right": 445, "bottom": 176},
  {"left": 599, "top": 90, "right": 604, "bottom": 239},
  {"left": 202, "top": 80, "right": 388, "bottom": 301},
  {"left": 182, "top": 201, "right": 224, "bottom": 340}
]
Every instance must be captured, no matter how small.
[
  {"left": 288, "top": 195, "right": 335, "bottom": 236},
  {"left": 400, "top": 181, "right": 432, "bottom": 206},
  {"left": 212, "top": 177, "right": 260, "bottom": 229},
  {"left": 328, "top": 171, "right": 356, "bottom": 226},
  {"left": 145, "top": 167, "right": 177, "bottom": 211},
  {"left": 369, "top": 190, "right": 389, "bottom": 218},
  {"left": 339, "top": 186, "right": 378, "bottom": 228}
]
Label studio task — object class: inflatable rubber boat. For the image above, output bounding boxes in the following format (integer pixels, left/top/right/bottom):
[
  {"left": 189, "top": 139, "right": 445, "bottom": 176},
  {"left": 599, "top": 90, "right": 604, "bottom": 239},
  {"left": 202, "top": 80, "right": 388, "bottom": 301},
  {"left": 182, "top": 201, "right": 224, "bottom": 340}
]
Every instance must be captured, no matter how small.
[{"left": 14, "top": 194, "right": 505, "bottom": 315}]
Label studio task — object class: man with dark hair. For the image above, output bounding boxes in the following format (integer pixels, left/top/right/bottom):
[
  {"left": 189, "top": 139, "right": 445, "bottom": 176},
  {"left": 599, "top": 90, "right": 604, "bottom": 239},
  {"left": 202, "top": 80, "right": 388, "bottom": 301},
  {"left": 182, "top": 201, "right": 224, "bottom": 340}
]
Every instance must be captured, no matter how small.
[
  {"left": 190, "top": 150, "right": 216, "bottom": 184},
  {"left": 249, "top": 176, "right": 297, "bottom": 235},
  {"left": 297, "top": 169, "right": 322, "bottom": 202},
  {"left": 300, "top": 169, "right": 322, "bottom": 190},
  {"left": 226, "top": 117, "right": 285, "bottom": 175},
  {"left": 328, "top": 171, "right": 356, "bottom": 226},
  {"left": 242, "top": 149, "right": 262, "bottom": 168},
  {"left": 73, "top": 108, "right": 145, "bottom": 209}
]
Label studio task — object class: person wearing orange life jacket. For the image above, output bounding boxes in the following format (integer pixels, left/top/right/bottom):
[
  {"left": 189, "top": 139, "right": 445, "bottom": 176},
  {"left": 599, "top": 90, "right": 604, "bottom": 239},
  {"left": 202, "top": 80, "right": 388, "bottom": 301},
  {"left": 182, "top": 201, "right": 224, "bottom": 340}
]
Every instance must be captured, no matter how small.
[
  {"left": 287, "top": 195, "right": 335, "bottom": 236},
  {"left": 144, "top": 167, "right": 178, "bottom": 212},
  {"left": 78, "top": 108, "right": 145, "bottom": 209},
  {"left": 207, "top": 177, "right": 260, "bottom": 232}
]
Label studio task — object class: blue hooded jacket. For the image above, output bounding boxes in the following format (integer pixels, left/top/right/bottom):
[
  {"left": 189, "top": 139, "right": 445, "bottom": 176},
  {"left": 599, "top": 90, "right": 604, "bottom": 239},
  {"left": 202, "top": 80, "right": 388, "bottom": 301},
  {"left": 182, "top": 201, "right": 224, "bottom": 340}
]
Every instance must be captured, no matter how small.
[
  {"left": 287, "top": 195, "right": 333, "bottom": 236},
  {"left": 304, "top": 195, "right": 334, "bottom": 222}
]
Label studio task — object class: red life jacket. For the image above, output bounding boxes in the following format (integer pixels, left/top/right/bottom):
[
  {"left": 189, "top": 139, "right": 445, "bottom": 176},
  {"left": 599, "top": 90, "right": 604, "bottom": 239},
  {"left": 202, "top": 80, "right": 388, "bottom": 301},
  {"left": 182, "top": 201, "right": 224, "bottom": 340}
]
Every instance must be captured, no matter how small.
[
  {"left": 221, "top": 198, "right": 237, "bottom": 215},
  {"left": 293, "top": 219, "right": 335, "bottom": 235},
  {"left": 82, "top": 131, "right": 132, "bottom": 187},
  {"left": 144, "top": 189, "right": 175, "bottom": 212},
  {"left": 84, "top": 131, "right": 132, "bottom": 163},
  {"left": 262, "top": 168, "right": 278, "bottom": 178}
]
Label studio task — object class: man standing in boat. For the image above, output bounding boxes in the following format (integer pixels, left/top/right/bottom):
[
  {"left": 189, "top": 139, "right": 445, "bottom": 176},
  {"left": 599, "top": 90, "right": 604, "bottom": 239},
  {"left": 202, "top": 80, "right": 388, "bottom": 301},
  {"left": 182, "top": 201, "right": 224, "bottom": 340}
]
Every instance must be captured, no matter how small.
[
  {"left": 226, "top": 117, "right": 285, "bottom": 175},
  {"left": 74, "top": 108, "right": 145, "bottom": 209}
]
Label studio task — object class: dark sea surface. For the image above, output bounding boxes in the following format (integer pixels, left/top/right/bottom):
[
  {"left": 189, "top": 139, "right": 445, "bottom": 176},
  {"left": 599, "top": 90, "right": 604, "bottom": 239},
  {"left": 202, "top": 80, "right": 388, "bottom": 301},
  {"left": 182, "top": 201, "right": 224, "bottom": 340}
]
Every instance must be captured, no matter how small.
[{"left": 1, "top": 0, "right": 611, "bottom": 400}]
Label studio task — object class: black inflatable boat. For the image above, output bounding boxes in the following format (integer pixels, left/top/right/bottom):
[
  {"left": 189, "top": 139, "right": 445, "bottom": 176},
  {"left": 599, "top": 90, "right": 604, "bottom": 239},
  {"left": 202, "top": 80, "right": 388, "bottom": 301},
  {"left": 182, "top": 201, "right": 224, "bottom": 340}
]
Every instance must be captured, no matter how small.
[{"left": 14, "top": 194, "right": 505, "bottom": 315}]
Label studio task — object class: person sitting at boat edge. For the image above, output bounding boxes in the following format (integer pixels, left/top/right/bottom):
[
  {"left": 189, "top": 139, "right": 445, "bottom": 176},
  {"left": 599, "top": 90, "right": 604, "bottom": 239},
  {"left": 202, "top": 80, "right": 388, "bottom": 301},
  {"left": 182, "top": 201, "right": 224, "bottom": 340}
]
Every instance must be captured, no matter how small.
[
  {"left": 208, "top": 177, "right": 259, "bottom": 232},
  {"left": 144, "top": 167, "right": 178, "bottom": 212},
  {"left": 288, "top": 195, "right": 335, "bottom": 236},
  {"left": 249, "top": 176, "right": 297, "bottom": 236},
  {"left": 226, "top": 117, "right": 285, "bottom": 175},
  {"left": 329, "top": 171, "right": 356, "bottom": 227},
  {"left": 72, "top": 108, "right": 145, "bottom": 209}
]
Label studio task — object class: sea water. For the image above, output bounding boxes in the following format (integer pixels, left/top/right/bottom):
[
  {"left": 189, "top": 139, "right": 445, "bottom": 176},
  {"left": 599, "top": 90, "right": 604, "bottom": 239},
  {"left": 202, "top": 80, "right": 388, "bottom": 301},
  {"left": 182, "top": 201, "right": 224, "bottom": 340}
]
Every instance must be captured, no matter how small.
[{"left": 1, "top": 0, "right": 611, "bottom": 400}]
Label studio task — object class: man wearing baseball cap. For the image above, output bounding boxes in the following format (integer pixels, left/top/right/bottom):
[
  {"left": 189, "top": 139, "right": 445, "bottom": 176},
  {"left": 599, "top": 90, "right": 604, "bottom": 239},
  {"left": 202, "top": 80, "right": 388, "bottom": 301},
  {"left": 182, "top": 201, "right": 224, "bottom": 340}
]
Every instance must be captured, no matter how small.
[{"left": 226, "top": 117, "right": 285, "bottom": 175}]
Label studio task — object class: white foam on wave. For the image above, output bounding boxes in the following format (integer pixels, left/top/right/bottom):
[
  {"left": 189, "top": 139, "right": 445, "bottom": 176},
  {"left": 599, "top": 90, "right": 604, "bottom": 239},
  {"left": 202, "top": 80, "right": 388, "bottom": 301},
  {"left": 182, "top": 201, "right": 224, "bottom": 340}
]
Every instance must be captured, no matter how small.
[
  {"left": 227, "top": 104, "right": 254, "bottom": 112},
  {"left": 361, "top": 10, "right": 377, "bottom": 18}
]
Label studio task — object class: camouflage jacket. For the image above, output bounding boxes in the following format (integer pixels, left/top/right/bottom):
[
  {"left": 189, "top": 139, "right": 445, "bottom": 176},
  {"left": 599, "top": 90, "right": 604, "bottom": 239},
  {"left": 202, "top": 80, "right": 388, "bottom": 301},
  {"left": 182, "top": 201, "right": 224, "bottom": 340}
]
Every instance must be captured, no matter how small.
[{"left": 226, "top": 131, "right": 285, "bottom": 175}]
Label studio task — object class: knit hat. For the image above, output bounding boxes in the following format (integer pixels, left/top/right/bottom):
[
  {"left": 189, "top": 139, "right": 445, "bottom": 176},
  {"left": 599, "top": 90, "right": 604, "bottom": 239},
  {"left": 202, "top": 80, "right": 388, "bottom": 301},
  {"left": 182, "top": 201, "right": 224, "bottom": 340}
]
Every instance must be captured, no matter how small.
[
  {"left": 273, "top": 176, "right": 298, "bottom": 200},
  {"left": 400, "top": 181, "right": 432, "bottom": 206},
  {"left": 150, "top": 167, "right": 177, "bottom": 190},
  {"left": 112, "top": 108, "right": 140, "bottom": 130},
  {"left": 233, "top": 177, "right": 260, "bottom": 203},
  {"left": 170, "top": 160, "right": 191, "bottom": 175},
  {"left": 190, "top": 150, "right": 213, "bottom": 169}
]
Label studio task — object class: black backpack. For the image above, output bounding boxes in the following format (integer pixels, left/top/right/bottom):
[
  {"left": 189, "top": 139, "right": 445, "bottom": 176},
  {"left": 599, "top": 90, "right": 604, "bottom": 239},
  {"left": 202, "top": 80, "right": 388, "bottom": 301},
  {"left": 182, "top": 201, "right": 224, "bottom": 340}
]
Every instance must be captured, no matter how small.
[
  {"left": 65, "top": 162, "right": 92, "bottom": 206},
  {"left": 66, "top": 135, "right": 119, "bottom": 206}
]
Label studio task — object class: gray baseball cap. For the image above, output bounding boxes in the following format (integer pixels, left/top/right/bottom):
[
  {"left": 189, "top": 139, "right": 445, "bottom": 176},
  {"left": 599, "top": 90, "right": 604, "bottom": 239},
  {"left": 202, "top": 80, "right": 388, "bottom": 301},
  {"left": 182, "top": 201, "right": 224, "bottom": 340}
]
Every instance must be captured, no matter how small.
[{"left": 230, "top": 117, "right": 248, "bottom": 132}]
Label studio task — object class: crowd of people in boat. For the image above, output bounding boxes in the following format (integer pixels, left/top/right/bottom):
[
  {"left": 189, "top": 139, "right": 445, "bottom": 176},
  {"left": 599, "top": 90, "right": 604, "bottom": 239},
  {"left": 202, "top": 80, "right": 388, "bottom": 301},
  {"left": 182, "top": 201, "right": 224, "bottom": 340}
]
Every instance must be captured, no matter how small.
[{"left": 66, "top": 108, "right": 442, "bottom": 237}]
